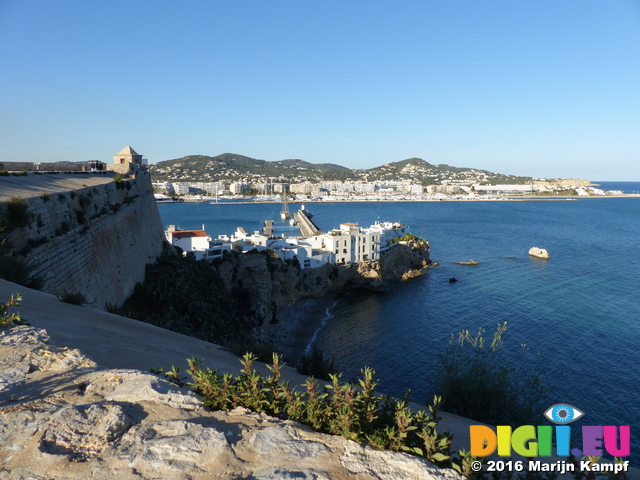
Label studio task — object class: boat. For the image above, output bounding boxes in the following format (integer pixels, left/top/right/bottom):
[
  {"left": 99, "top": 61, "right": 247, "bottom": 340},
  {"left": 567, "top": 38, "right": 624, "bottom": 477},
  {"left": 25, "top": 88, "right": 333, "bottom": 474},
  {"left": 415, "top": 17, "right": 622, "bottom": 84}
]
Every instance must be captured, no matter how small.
[
  {"left": 453, "top": 260, "right": 479, "bottom": 265},
  {"left": 280, "top": 196, "right": 290, "bottom": 220},
  {"left": 154, "top": 194, "right": 175, "bottom": 203}
]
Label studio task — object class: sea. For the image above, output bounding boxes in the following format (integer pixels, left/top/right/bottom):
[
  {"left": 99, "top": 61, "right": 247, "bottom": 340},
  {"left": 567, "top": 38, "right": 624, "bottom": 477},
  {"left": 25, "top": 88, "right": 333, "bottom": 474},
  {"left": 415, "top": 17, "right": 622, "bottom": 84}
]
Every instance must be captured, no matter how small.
[{"left": 159, "top": 180, "right": 640, "bottom": 455}]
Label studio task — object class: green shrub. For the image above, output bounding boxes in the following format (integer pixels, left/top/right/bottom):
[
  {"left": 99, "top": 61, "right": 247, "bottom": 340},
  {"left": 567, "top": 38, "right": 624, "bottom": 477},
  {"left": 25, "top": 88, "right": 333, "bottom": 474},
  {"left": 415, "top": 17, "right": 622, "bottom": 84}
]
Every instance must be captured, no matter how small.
[
  {"left": 5, "top": 196, "right": 32, "bottom": 229},
  {"left": 433, "top": 322, "right": 552, "bottom": 426},
  {"left": 78, "top": 193, "right": 91, "bottom": 210},
  {"left": 58, "top": 291, "right": 86, "bottom": 306},
  {"left": 40, "top": 193, "right": 50, "bottom": 203},
  {"left": 55, "top": 221, "right": 70, "bottom": 236},
  {"left": 228, "top": 337, "right": 280, "bottom": 363},
  {"left": 115, "top": 253, "right": 235, "bottom": 344},
  {"left": 0, "top": 293, "right": 24, "bottom": 326},
  {"left": 298, "top": 344, "right": 338, "bottom": 381},
  {"left": 0, "top": 170, "right": 9, "bottom": 176},
  {"left": 173, "top": 354, "right": 453, "bottom": 467},
  {"left": 0, "top": 255, "right": 43, "bottom": 289},
  {"left": 389, "top": 233, "right": 418, "bottom": 245}
]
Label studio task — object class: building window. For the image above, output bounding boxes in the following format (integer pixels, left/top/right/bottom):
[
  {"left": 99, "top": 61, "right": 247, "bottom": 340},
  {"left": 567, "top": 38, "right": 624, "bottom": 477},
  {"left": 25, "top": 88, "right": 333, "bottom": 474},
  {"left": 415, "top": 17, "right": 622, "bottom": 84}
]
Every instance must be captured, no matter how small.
[{"left": 343, "top": 249, "right": 347, "bottom": 254}]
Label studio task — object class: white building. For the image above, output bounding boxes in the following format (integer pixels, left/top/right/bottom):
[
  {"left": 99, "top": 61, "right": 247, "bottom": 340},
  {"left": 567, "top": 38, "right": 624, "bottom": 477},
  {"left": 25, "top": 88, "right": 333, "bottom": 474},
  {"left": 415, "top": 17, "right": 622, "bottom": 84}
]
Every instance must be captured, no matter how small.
[
  {"left": 214, "top": 216, "right": 411, "bottom": 269},
  {"left": 474, "top": 184, "right": 534, "bottom": 194},
  {"left": 165, "top": 225, "right": 231, "bottom": 260}
]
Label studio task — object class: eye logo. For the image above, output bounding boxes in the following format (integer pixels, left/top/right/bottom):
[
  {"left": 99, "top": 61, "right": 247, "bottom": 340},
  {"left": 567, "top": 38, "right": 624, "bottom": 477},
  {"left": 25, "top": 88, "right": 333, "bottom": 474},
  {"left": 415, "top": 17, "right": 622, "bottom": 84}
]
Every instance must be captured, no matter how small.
[{"left": 544, "top": 404, "right": 584, "bottom": 424}]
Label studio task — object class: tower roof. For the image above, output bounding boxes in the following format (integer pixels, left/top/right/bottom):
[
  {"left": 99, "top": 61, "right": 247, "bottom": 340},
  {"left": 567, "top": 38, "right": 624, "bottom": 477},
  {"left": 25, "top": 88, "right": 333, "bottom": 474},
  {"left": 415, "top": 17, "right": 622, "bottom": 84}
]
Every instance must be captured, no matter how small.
[{"left": 117, "top": 145, "right": 139, "bottom": 155}]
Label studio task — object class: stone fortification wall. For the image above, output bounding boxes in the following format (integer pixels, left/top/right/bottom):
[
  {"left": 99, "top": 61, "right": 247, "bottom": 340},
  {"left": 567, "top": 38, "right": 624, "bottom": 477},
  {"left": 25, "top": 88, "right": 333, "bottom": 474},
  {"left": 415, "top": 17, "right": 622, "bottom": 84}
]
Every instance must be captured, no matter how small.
[{"left": 2, "top": 172, "right": 164, "bottom": 308}]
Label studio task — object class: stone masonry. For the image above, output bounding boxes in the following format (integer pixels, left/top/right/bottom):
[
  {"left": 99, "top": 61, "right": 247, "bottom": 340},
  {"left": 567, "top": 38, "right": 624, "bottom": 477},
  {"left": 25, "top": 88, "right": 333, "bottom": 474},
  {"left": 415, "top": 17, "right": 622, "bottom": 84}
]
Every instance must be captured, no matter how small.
[{"left": 1, "top": 171, "right": 165, "bottom": 308}]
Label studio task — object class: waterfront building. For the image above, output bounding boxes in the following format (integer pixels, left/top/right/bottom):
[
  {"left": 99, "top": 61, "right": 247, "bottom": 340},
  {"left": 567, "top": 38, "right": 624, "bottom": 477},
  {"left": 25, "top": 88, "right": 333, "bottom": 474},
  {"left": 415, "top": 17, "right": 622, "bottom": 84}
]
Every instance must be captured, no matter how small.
[{"left": 164, "top": 213, "right": 410, "bottom": 268}]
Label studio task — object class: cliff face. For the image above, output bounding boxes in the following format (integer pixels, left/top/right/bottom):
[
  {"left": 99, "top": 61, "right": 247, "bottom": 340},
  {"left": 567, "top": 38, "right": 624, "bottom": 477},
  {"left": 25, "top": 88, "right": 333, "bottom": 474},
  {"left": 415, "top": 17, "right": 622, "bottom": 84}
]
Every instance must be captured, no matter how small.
[
  {"left": 1, "top": 172, "right": 165, "bottom": 308},
  {"left": 215, "top": 240, "right": 431, "bottom": 342}
]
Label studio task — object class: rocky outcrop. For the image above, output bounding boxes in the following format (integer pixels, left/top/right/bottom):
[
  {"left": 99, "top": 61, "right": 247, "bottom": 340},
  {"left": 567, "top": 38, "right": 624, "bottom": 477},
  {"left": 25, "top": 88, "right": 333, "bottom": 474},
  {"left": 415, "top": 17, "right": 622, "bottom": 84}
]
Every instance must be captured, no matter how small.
[
  {"left": 528, "top": 247, "right": 550, "bottom": 260},
  {"left": 0, "top": 324, "right": 460, "bottom": 480},
  {"left": 215, "top": 240, "right": 432, "bottom": 331}
]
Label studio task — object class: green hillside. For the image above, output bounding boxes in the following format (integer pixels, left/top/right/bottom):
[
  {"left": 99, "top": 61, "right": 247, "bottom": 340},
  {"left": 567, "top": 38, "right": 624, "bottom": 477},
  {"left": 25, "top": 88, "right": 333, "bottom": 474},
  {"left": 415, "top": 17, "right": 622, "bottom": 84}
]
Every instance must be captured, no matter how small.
[{"left": 150, "top": 153, "right": 532, "bottom": 185}]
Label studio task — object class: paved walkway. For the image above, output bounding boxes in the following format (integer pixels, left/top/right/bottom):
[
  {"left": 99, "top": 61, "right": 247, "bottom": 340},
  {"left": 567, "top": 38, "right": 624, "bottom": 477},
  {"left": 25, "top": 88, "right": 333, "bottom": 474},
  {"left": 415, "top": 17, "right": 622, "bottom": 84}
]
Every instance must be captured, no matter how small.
[{"left": 0, "top": 173, "right": 115, "bottom": 201}]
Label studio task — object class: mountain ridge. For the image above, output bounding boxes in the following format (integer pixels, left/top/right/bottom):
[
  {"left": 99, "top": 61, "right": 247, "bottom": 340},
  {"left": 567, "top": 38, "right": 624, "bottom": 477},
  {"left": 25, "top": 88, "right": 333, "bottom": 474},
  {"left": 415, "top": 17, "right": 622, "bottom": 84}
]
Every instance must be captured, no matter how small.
[{"left": 150, "top": 153, "right": 534, "bottom": 185}]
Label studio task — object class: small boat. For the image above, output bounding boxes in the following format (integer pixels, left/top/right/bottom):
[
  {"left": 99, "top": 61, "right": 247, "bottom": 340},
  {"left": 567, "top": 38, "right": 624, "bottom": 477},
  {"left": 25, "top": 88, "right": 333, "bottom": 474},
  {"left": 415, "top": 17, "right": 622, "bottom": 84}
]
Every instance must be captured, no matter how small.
[{"left": 453, "top": 260, "right": 479, "bottom": 265}]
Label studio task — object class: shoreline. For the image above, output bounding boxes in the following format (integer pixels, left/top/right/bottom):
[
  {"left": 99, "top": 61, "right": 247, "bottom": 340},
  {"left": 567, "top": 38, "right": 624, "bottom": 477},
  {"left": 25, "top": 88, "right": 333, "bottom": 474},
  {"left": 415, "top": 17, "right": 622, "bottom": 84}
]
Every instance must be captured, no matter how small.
[
  {"left": 160, "top": 194, "right": 640, "bottom": 205},
  {"left": 271, "top": 294, "right": 341, "bottom": 364}
]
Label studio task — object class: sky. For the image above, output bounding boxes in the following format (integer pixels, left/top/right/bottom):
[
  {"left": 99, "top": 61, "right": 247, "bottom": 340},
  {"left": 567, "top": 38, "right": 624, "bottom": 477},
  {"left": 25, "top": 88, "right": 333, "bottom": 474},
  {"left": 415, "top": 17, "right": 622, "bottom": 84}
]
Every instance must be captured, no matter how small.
[{"left": 1, "top": 1, "right": 639, "bottom": 181}]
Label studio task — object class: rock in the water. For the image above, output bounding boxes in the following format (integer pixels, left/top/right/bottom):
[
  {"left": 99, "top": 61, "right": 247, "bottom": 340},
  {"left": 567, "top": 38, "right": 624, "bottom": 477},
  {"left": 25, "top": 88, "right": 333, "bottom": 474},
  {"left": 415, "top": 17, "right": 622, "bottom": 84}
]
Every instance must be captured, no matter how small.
[{"left": 528, "top": 247, "right": 550, "bottom": 259}]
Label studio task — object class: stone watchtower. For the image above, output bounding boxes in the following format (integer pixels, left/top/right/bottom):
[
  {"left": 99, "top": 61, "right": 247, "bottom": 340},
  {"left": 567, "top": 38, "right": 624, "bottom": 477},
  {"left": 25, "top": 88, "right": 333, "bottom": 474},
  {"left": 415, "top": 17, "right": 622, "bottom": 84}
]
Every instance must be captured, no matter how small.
[
  {"left": 110, "top": 146, "right": 144, "bottom": 174},
  {"left": 113, "top": 146, "right": 142, "bottom": 167}
]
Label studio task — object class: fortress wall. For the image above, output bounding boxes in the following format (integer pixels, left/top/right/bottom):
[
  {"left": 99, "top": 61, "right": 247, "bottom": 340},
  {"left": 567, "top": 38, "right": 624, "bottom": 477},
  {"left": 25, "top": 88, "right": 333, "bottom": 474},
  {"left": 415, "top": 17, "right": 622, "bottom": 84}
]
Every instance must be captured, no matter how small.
[{"left": 1, "top": 171, "right": 165, "bottom": 308}]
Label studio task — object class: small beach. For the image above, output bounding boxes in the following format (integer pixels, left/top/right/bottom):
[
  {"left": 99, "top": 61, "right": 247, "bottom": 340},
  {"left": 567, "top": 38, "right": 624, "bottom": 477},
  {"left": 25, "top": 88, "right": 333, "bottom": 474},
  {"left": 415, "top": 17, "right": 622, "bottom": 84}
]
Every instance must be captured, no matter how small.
[{"left": 270, "top": 294, "right": 341, "bottom": 364}]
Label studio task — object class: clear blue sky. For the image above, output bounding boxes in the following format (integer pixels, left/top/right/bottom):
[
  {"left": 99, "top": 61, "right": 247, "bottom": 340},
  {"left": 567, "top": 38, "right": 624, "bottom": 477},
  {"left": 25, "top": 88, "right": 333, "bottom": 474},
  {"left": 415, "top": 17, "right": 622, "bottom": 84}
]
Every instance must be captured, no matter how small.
[{"left": 1, "top": 1, "right": 639, "bottom": 180}]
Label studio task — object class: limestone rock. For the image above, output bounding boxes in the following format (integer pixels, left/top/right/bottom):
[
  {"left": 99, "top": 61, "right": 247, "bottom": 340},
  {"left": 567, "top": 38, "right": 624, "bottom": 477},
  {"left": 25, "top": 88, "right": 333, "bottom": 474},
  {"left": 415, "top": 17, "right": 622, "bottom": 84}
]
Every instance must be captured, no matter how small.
[
  {"left": 0, "top": 325, "right": 462, "bottom": 480},
  {"left": 0, "top": 359, "right": 30, "bottom": 393},
  {"left": 247, "top": 467, "right": 330, "bottom": 480},
  {"left": 41, "top": 403, "right": 132, "bottom": 460},
  {"left": 83, "top": 369, "right": 202, "bottom": 410},
  {"left": 0, "top": 325, "right": 50, "bottom": 346},
  {"left": 528, "top": 247, "right": 550, "bottom": 259},
  {"left": 116, "top": 420, "right": 229, "bottom": 478}
]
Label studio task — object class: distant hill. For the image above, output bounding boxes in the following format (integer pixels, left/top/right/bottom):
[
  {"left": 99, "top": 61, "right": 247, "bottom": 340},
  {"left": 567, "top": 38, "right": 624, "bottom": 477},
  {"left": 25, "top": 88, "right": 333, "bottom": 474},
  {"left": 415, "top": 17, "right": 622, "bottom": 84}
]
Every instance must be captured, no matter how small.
[{"left": 150, "top": 153, "right": 533, "bottom": 185}]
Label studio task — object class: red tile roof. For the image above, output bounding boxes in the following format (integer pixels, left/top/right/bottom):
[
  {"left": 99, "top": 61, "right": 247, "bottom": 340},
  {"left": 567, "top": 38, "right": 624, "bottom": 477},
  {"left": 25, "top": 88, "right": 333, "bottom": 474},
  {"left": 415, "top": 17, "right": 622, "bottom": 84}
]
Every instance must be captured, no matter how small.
[{"left": 171, "top": 230, "right": 208, "bottom": 239}]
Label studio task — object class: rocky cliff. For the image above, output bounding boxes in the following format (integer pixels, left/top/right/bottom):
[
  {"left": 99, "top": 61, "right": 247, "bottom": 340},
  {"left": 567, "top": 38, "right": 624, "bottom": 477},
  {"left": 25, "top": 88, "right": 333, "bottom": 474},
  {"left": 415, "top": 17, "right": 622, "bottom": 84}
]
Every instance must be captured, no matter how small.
[
  {"left": 215, "top": 240, "right": 432, "bottom": 351},
  {"left": 0, "top": 324, "right": 460, "bottom": 480}
]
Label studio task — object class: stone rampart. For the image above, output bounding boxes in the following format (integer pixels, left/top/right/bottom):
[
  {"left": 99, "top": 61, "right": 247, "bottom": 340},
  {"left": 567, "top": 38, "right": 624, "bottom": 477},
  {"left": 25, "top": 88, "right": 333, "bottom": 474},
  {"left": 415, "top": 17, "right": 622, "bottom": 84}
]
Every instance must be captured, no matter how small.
[{"left": 1, "top": 171, "right": 164, "bottom": 308}]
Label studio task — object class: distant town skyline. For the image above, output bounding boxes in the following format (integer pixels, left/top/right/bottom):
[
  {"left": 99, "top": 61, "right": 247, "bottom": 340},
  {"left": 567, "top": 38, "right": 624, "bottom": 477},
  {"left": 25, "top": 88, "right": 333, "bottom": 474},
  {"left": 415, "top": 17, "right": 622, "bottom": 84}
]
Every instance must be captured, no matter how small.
[{"left": 1, "top": 1, "right": 639, "bottom": 181}]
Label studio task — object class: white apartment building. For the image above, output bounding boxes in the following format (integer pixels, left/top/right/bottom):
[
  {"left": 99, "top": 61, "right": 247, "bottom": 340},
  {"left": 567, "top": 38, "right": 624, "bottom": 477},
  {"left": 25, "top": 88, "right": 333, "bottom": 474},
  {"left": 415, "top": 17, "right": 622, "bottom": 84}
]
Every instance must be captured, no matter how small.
[
  {"left": 165, "top": 226, "right": 230, "bottom": 260},
  {"left": 171, "top": 217, "right": 412, "bottom": 269}
]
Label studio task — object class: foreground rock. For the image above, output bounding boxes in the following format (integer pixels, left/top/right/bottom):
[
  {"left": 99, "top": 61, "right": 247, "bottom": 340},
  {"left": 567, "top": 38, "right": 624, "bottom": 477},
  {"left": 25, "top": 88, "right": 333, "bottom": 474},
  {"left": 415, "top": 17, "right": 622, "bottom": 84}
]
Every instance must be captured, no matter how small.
[
  {"left": 528, "top": 247, "right": 550, "bottom": 259},
  {"left": 0, "top": 325, "right": 460, "bottom": 480}
]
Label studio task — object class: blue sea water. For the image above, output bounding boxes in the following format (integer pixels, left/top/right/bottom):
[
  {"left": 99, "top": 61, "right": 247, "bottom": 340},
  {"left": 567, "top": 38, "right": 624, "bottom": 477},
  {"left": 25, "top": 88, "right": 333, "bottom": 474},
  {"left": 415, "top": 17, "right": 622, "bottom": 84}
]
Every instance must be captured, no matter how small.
[
  {"left": 159, "top": 197, "right": 640, "bottom": 451},
  {"left": 596, "top": 181, "right": 640, "bottom": 194}
]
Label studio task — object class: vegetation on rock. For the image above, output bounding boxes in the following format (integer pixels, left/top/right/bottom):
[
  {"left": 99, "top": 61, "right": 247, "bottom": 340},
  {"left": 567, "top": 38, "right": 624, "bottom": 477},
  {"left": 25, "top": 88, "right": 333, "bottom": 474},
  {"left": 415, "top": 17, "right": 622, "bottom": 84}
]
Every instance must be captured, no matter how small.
[
  {"left": 0, "top": 293, "right": 24, "bottom": 326},
  {"left": 112, "top": 252, "right": 237, "bottom": 345},
  {"left": 160, "top": 353, "right": 458, "bottom": 470},
  {"left": 433, "top": 322, "right": 553, "bottom": 426},
  {"left": 0, "top": 216, "right": 43, "bottom": 289}
]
